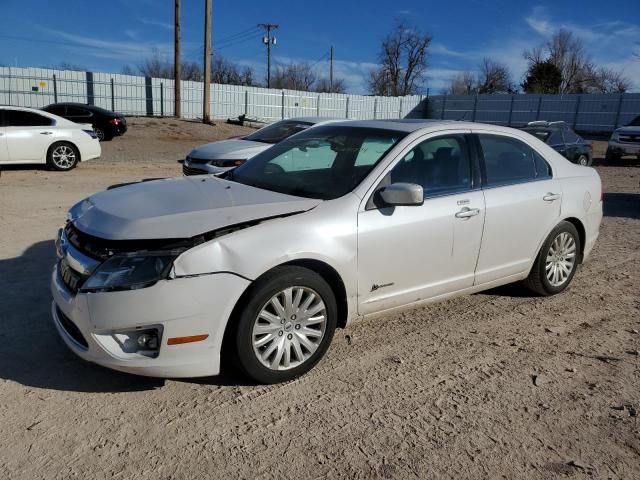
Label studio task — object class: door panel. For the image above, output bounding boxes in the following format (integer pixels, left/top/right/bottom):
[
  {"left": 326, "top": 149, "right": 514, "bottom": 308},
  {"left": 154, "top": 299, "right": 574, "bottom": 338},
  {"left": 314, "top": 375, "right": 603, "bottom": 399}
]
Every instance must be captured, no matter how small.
[
  {"left": 5, "top": 127, "right": 52, "bottom": 162},
  {"left": 475, "top": 180, "right": 561, "bottom": 283},
  {"left": 357, "top": 132, "right": 484, "bottom": 315},
  {"left": 5, "top": 110, "right": 54, "bottom": 162},
  {"left": 0, "top": 127, "right": 8, "bottom": 163},
  {"left": 358, "top": 192, "right": 485, "bottom": 314}
]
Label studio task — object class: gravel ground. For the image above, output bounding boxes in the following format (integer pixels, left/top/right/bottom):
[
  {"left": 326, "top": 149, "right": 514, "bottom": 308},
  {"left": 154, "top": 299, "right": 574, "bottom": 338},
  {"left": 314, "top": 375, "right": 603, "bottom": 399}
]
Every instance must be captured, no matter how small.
[{"left": 0, "top": 118, "right": 639, "bottom": 479}]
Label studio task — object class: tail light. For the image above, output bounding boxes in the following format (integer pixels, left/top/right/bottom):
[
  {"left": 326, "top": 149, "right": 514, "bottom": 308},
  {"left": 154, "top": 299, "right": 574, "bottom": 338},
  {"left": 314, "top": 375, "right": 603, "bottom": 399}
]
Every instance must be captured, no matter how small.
[{"left": 109, "top": 118, "right": 120, "bottom": 125}]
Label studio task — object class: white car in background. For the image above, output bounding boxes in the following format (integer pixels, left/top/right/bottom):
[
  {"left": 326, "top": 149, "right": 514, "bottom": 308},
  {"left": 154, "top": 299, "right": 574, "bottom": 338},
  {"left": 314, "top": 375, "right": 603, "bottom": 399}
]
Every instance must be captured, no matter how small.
[
  {"left": 183, "top": 117, "right": 340, "bottom": 175},
  {"left": 0, "top": 106, "right": 100, "bottom": 171},
  {"left": 52, "top": 120, "right": 602, "bottom": 384}
]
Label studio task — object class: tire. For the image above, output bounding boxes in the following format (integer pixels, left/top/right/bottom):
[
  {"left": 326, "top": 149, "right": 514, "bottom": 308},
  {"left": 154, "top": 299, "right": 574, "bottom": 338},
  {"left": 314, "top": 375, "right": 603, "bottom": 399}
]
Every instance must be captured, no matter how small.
[
  {"left": 523, "top": 221, "right": 581, "bottom": 296},
  {"left": 604, "top": 148, "right": 620, "bottom": 164},
  {"left": 47, "top": 142, "right": 79, "bottom": 171},
  {"left": 232, "top": 266, "right": 337, "bottom": 384},
  {"left": 577, "top": 154, "right": 591, "bottom": 167},
  {"left": 93, "top": 127, "right": 105, "bottom": 142}
]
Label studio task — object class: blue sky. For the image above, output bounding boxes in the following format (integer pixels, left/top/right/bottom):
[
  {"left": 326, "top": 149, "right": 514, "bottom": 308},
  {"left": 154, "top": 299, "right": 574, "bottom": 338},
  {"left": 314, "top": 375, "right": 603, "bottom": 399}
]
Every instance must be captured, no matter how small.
[{"left": 1, "top": 0, "right": 639, "bottom": 93}]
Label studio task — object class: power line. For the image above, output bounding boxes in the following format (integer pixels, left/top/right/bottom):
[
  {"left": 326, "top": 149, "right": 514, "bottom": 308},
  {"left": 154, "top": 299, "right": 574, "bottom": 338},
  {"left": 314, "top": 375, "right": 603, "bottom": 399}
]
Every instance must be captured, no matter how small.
[{"left": 214, "top": 26, "right": 260, "bottom": 45}]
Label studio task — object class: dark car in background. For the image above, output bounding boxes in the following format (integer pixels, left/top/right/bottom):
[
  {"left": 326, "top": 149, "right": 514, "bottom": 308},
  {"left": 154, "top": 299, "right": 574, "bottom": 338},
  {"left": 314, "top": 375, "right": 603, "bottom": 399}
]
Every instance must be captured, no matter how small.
[
  {"left": 522, "top": 121, "right": 592, "bottom": 166},
  {"left": 606, "top": 115, "right": 640, "bottom": 163},
  {"left": 42, "top": 103, "right": 127, "bottom": 141}
]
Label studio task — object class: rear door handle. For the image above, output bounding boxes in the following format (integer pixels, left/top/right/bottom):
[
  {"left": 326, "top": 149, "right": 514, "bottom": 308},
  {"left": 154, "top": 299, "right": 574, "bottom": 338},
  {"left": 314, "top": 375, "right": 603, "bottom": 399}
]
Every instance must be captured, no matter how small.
[
  {"left": 543, "top": 192, "right": 561, "bottom": 202},
  {"left": 40, "top": 131, "right": 53, "bottom": 135},
  {"left": 455, "top": 207, "right": 480, "bottom": 219}
]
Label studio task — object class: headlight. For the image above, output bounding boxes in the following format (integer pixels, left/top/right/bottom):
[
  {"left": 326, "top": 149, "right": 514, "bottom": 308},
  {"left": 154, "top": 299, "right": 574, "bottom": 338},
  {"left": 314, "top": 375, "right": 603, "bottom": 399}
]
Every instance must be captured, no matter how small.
[
  {"left": 81, "top": 252, "right": 178, "bottom": 292},
  {"left": 610, "top": 132, "right": 620, "bottom": 142}
]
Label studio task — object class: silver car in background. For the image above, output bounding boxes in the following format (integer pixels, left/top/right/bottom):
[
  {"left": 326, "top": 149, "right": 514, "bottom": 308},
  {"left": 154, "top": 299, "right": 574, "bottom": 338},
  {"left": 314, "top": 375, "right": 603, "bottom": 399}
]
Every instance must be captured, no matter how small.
[
  {"left": 52, "top": 120, "right": 602, "bottom": 384},
  {"left": 182, "top": 117, "right": 340, "bottom": 175}
]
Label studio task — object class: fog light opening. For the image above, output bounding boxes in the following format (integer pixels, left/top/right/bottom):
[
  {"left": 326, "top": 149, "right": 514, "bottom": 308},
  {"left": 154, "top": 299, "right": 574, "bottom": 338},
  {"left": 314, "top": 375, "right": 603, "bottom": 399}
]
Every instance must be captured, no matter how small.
[{"left": 112, "top": 327, "right": 162, "bottom": 358}]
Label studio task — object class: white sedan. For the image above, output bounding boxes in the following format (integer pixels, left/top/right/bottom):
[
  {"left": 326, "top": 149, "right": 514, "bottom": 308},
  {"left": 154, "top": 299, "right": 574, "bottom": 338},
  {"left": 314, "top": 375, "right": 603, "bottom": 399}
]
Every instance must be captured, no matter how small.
[
  {"left": 0, "top": 106, "right": 100, "bottom": 171},
  {"left": 51, "top": 120, "right": 602, "bottom": 383}
]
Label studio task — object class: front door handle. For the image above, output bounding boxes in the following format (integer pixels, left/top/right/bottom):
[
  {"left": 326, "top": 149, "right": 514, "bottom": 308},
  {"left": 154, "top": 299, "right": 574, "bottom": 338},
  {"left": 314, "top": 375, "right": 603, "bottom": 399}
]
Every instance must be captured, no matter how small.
[
  {"left": 455, "top": 207, "right": 480, "bottom": 219},
  {"left": 543, "top": 192, "right": 561, "bottom": 202},
  {"left": 40, "top": 131, "right": 53, "bottom": 135}
]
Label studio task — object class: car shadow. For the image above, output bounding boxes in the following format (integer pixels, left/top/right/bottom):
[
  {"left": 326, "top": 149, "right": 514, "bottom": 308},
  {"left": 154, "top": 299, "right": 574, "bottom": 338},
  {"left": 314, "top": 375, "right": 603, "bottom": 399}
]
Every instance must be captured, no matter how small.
[
  {"left": 603, "top": 192, "right": 640, "bottom": 219},
  {"left": 0, "top": 240, "right": 251, "bottom": 391},
  {"left": 0, "top": 240, "right": 166, "bottom": 392}
]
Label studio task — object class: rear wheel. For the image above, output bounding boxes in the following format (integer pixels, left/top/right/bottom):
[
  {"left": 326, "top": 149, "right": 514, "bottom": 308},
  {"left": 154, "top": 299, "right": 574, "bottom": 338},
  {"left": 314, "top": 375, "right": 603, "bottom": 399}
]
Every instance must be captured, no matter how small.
[
  {"left": 232, "top": 266, "right": 337, "bottom": 384},
  {"left": 93, "top": 127, "right": 105, "bottom": 142},
  {"left": 523, "top": 221, "right": 581, "bottom": 296},
  {"left": 577, "top": 154, "right": 591, "bottom": 166},
  {"left": 47, "top": 142, "right": 79, "bottom": 171}
]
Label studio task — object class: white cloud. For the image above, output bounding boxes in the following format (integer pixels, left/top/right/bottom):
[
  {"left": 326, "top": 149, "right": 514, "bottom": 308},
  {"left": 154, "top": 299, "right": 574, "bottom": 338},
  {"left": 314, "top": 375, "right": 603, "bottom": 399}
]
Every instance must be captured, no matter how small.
[{"left": 139, "top": 18, "right": 173, "bottom": 30}]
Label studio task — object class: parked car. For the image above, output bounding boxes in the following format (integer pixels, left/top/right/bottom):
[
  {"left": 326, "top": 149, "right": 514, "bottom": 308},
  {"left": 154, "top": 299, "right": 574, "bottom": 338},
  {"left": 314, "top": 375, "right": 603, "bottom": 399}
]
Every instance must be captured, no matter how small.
[
  {"left": 522, "top": 121, "right": 592, "bottom": 166},
  {"left": 606, "top": 115, "right": 640, "bottom": 163},
  {"left": 51, "top": 120, "right": 602, "bottom": 383},
  {"left": 183, "top": 117, "right": 340, "bottom": 176},
  {"left": 42, "top": 103, "right": 127, "bottom": 141},
  {"left": 0, "top": 106, "right": 100, "bottom": 171}
]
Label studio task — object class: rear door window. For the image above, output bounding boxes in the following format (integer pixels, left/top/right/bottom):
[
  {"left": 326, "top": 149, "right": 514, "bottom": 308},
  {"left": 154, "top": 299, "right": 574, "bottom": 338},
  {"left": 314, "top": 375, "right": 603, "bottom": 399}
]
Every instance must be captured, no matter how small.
[
  {"left": 478, "top": 135, "right": 537, "bottom": 187},
  {"left": 6, "top": 110, "right": 54, "bottom": 127}
]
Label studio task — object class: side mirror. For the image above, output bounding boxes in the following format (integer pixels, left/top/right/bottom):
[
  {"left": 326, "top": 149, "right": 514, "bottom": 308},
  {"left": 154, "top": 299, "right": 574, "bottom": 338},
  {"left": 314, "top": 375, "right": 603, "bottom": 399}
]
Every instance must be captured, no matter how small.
[{"left": 379, "top": 182, "right": 423, "bottom": 206}]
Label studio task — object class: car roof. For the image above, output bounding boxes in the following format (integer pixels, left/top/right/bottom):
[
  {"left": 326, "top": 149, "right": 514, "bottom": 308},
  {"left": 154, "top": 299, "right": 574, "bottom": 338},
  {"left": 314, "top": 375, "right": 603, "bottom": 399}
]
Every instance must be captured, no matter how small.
[
  {"left": 325, "top": 118, "right": 483, "bottom": 133},
  {"left": 285, "top": 116, "right": 343, "bottom": 124}
]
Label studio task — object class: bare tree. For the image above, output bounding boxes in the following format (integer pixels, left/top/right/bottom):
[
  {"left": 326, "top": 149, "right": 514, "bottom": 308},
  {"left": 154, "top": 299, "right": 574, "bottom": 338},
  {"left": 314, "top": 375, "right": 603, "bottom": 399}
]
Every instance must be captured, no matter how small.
[
  {"left": 446, "top": 71, "right": 475, "bottom": 95},
  {"left": 369, "top": 22, "right": 431, "bottom": 96},
  {"left": 124, "top": 50, "right": 255, "bottom": 85},
  {"left": 476, "top": 58, "right": 513, "bottom": 93},
  {"left": 271, "top": 63, "right": 317, "bottom": 91},
  {"left": 585, "top": 66, "right": 631, "bottom": 93},
  {"left": 314, "top": 77, "right": 346, "bottom": 94},
  {"left": 137, "top": 49, "right": 174, "bottom": 78}
]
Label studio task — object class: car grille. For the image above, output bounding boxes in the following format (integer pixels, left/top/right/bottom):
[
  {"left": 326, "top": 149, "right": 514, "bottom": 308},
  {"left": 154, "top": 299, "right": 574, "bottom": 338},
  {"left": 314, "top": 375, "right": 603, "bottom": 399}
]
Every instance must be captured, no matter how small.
[
  {"left": 55, "top": 305, "right": 89, "bottom": 349},
  {"left": 183, "top": 164, "right": 207, "bottom": 176},
  {"left": 619, "top": 134, "right": 640, "bottom": 144},
  {"left": 59, "top": 258, "right": 88, "bottom": 293}
]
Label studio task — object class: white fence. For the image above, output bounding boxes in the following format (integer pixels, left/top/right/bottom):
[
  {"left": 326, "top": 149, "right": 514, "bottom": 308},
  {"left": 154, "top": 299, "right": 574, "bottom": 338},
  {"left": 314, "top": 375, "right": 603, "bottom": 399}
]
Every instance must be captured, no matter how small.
[
  {"left": 0, "top": 66, "right": 426, "bottom": 122},
  {"left": 3, "top": 66, "right": 638, "bottom": 132}
]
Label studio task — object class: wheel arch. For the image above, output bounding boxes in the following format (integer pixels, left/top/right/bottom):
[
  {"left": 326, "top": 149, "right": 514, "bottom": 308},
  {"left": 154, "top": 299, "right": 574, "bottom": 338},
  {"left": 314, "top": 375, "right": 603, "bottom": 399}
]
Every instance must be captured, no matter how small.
[
  {"left": 562, "top": 216, "right": 586, "bottom": 263},
  {"left": 219, "top": 259, "right": 349, "bottom": 372},
  {"left": 47, "top": 140, "right": 82, "bottom": 162}
]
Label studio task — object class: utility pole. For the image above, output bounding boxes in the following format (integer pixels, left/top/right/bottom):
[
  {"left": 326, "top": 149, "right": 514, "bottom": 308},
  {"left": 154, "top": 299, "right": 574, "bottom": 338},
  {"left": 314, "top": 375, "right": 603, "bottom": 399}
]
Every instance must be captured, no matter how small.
[
  {"left": 174, "top": 0, "right": 181, "bottom": 118},
  {"left": 202, "top": 0, "right": 212, "bottom": 123},
  {"left": 329, "top": 46, "right": 334, "bottom": 92},
  {"left": 259, "top": 23, "right": 278, "bottom": 88}
]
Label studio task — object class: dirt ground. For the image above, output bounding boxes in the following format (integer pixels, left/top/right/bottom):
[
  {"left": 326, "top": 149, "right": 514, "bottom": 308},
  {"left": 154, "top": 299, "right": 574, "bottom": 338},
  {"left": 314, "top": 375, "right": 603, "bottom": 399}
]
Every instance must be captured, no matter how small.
[{"left": 0, "top": 118, "right": 638, "bottom": 479}]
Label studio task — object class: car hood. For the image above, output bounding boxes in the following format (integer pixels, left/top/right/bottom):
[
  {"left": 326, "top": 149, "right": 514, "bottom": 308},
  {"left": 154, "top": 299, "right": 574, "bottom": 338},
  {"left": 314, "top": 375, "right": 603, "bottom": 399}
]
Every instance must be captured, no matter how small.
[
  {"left": 189, "top": 139, "right": 270, "bottom": 160},
  {"left": 615, "top": 126, "right": 640, "bottom": 135},
  {"left": 69, "top": 176, "right": 321, "bottom": 241}
]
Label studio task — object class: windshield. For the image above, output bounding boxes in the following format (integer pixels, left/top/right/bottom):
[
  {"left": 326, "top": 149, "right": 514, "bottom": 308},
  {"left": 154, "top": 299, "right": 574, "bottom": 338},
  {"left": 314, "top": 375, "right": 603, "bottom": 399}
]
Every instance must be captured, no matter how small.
[
  {"left": 628, "top": 116, "right": 640, "bottom": 127},
  {"left": 244, "top": 120, "right": 314, "bottom": 144},
  {"left": 228, "top": 125, "right": 407, "bottom": 200}
]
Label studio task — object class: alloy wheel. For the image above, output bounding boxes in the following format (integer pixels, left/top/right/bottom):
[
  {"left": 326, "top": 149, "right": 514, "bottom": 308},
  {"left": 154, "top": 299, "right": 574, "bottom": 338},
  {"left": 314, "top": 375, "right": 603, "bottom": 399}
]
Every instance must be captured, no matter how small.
[
  {"left": 545, "top": 232, "right": 577, "bottom": 287},
  {"left": 52, "top": 145, "right": 76, "bottom": 169},
  {"left": 252, "top": 286, "right": 327, "bottom": 371},
  {"left": 578, "top": 155, "right": 588, "bottom": 166}
]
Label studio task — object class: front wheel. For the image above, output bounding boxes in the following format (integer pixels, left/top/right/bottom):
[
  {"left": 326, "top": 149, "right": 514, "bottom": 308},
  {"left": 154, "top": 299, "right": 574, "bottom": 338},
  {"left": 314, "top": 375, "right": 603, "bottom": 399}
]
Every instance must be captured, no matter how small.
[
  {"left": 47, "top": 142, "right": 79, "bottom": 171},
  {"left": 232, "top": 266, "right": 337, "bottom": 384},
  {"left": 604, "top": 148, "right": 620, "bottom": 164},
  {"left": 523, "top": 221, "right": 581, "bottom": 296}
]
